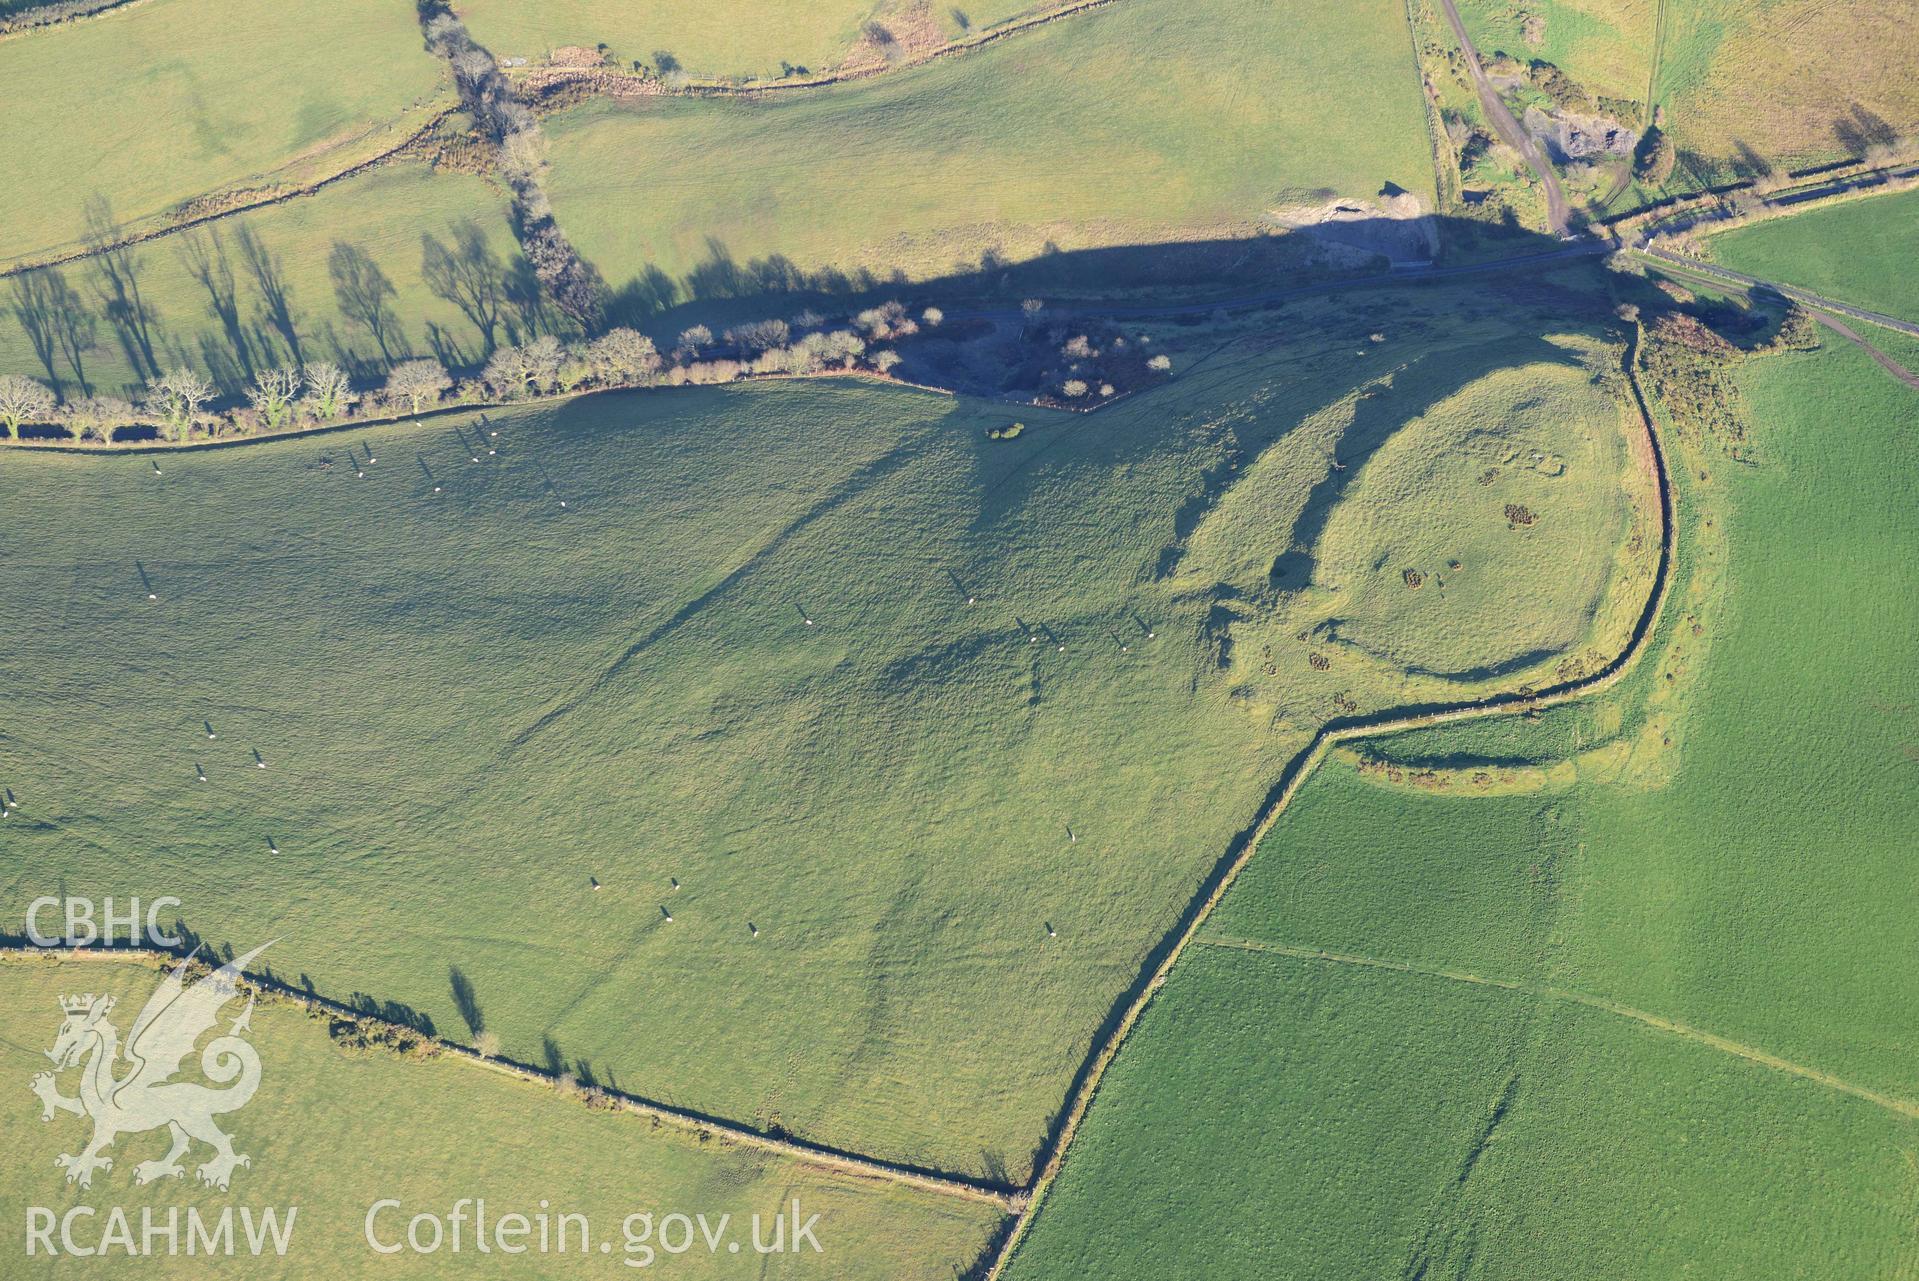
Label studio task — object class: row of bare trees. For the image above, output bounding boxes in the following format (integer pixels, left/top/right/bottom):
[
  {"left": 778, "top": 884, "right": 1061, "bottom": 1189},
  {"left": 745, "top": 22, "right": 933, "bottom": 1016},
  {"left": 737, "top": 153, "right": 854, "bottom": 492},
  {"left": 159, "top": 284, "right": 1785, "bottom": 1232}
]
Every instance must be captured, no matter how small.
[
  {"left": 420, "top": 2, "right": 605, "bottom": 330},
  {"left": 0, "top": 307, "right": 906, "bottom": 443},
  {"left": 0, "top": 287, "right": 949, "bottom": 443}
]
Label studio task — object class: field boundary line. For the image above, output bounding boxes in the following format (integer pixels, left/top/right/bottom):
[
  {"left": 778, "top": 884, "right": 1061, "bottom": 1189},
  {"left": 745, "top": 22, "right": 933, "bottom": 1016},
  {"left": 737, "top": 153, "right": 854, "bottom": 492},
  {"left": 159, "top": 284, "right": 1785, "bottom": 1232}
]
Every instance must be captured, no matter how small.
[
  {"left": 1197, "top": 936, "right": 1919, "bottom": 1121},
  {"left": 1400, "top": 0, "right": 1460, "bottom": 211},
  {"left": 0, "top": 106, "right": 459, "bottom": 283},
  {"left": 0, "top": 0, "right": 153, "bottom": 45},
  {"left": 1, "top": 245, "right": 1603, "bottom": 452},
  {"left": 514, "top": 0, "right": 1125, "bottom": 104},
  {"left": 0, "top": 945, "right": 1021, "bottom": 1209},
  {"left": 986, "top": 326, "right": 1677, "bottom": 1277}
]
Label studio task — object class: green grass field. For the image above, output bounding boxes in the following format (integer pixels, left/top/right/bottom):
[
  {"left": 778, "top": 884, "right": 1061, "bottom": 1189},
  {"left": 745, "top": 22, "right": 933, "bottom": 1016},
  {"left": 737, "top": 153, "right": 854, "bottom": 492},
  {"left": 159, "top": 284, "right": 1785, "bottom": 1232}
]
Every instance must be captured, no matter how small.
[
  {"left": 543, "top": 0, "right": 1437, "bottom": 299},
  {"left": 462, "top": 0, "right": 1039, "bottom": 80},
  {"left": 1655, "top": 0, "right": 1919, "bottom": 180},
  {"left": 1003, "top": 334, "right": 1919, "bottom": 1275},
  {"left": 0, "top": 1, "right": 1910, "bottom": 1273},
  {"left": 1452, "top": 0, "right": 1655, "bottom": 105},
  {"left": 0, "top": 281, "right": 1651, "bottom": 1182},
  {"left": 1704, "top": 186, "right": 1919, "bottom": 325},
  {"left": 0, "top": 953, "right": 1005, "bottom": 1278},
  {"left": 0, "top": 0, "right": 447, "bottom": 268},
  {"left": 1, "top": 163, "right": 523, "bottom": 398},
  {"left": 1007, "top": 944, "right": 1919, "bottom": 1279}
]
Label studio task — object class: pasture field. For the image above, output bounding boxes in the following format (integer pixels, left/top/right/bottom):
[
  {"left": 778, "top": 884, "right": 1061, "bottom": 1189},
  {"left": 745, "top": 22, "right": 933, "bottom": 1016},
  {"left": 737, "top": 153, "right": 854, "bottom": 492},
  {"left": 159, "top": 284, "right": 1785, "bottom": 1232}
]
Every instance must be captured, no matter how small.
[
  {"left": 1655, "top": 0, "right": 1919, "bottom": 180},
  {"left": 0, "top": 282, "right": 1652, "bottom": 1182},
  {"left": 0, "top": 163, "right": 523, "bottom": 398},
  {"left": 1005, "top": 942, "right": 1919, "bottom": 1280},
  {"left": 1703, "top": 185, "right": 1919, "bottom": 324},
  {"left": 1451, "top": 0, "right": 1655, "bottom": 105},
  {"left": 1004, "top": 335, "right": 1919, "bottom": 1275},
  {"left": 0, "top": 0, "right": 448, "bottom": 268},
  {"left": 542, "top": 0, "right": 1437, "bottom": 298},
  {"left": 0, "top": 952, "right": 1005, "bottom": 1279},
  {"left": 462, "top": 0, "right": 1039, "bottom": 81}
]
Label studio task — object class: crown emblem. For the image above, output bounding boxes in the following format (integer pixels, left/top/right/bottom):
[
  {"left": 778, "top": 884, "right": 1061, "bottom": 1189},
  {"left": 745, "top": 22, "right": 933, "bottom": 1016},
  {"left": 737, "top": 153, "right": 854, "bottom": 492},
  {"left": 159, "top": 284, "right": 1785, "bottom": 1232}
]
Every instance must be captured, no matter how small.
[{"left": 58, "top": 993, "right": 101, "bottom": 1014}]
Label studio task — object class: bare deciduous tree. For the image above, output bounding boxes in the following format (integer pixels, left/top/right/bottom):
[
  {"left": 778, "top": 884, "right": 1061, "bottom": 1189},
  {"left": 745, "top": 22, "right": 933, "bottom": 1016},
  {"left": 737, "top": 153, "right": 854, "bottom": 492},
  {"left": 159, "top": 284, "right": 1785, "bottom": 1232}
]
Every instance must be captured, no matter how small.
[
  {"left": 724, "top": 318, "right": 790, "bottom": 352},
  {"left": 674, "top": 325, "right": 713, "bottom": 361},
  {"left": 482, "top": 345, "right": 531, "bottom": 398},
  {"left": 0, "top": 374, "right": 55, "bottom": 439},
  {"left": 144, "top": 368, "right": 214, "bottom": 442},
  {"left": 247, "top": 367, "right": 303, "bottom": 431},
  {"left": 820, "top": 329, "right": 865, "bottom": 368},
  {"left": 384, "top": 359, "right": 451, "bottom": 415},
  {"left": 522, "top": 334, "right": 565, "bottom": 391},
  {"left": 587, "top": 328, "right": 661, "bottom": 383},
  {"left": 302, "top": 362, "right": 358, "bottom": 421},
  {"left": 64, "top": 394, "right": 135, "bottom": 443},
  {"left": 854, "top": 300, "right": 917, "bottom": 340}
]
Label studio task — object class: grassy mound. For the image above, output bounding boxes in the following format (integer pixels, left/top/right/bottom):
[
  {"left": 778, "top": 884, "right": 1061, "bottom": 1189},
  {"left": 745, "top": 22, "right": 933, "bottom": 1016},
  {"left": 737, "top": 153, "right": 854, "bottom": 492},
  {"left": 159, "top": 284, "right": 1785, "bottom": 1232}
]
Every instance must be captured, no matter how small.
[
  {"left": 0, "top": 0, "right": 448, "bottom": 267},
  {"left": 0, "top": 953, "right": 1004, "bottom": 1278},
  {"left": 542, "top": 0, "right": 1436, "bottom": 299},
  {"left": 1278, "top": 349, "right": 1644, "bottom": 682}
]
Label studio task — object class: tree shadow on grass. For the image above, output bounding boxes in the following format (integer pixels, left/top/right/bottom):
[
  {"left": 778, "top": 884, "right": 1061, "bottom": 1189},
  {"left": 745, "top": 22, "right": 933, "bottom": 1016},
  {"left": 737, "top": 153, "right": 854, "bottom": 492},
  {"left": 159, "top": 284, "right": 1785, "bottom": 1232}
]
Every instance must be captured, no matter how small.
[{"left": 449, "top": 965, "right": 484, "bottom": 1036}]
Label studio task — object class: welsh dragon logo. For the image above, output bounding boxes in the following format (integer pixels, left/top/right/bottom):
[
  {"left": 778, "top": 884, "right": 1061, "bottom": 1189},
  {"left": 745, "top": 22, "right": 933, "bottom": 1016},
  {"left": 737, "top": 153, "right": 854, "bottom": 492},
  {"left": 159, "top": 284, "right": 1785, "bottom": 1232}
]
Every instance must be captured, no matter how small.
[{"left": 30, "top": 944, "right": 270, "bottom": 1190}]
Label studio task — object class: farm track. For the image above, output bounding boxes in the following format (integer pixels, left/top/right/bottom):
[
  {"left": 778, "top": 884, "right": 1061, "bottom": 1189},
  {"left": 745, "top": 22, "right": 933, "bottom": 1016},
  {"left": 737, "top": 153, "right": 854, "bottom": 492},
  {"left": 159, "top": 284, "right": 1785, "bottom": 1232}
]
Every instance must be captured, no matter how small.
[
  {"left": 3, "top": 242, "right": 1606, "bottom": 455},
  {"left": 1627, "top": 163, "right": 1919, "bottom": 244},
  {"left": 1400, "top": 0, "right": 1462, "bottom": 209},
  {"left": 1196, "top": 936, "right": 1919, "bottom": 1122},
  {"left": 1634, "top": 247, "right": 1919, "bottom": 340},
  {"left": 1809, "top": 314, "right": 1919, "bottom": 390},
  {"left": 1430, "top": 0, "right": 1569, "bottom": 233},
  {"left": 949, "top": 243, "right": 1607, "bottom": 325},
  {"left": 984, "top": 329, "right": 1678, "bottom": 1278}
]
